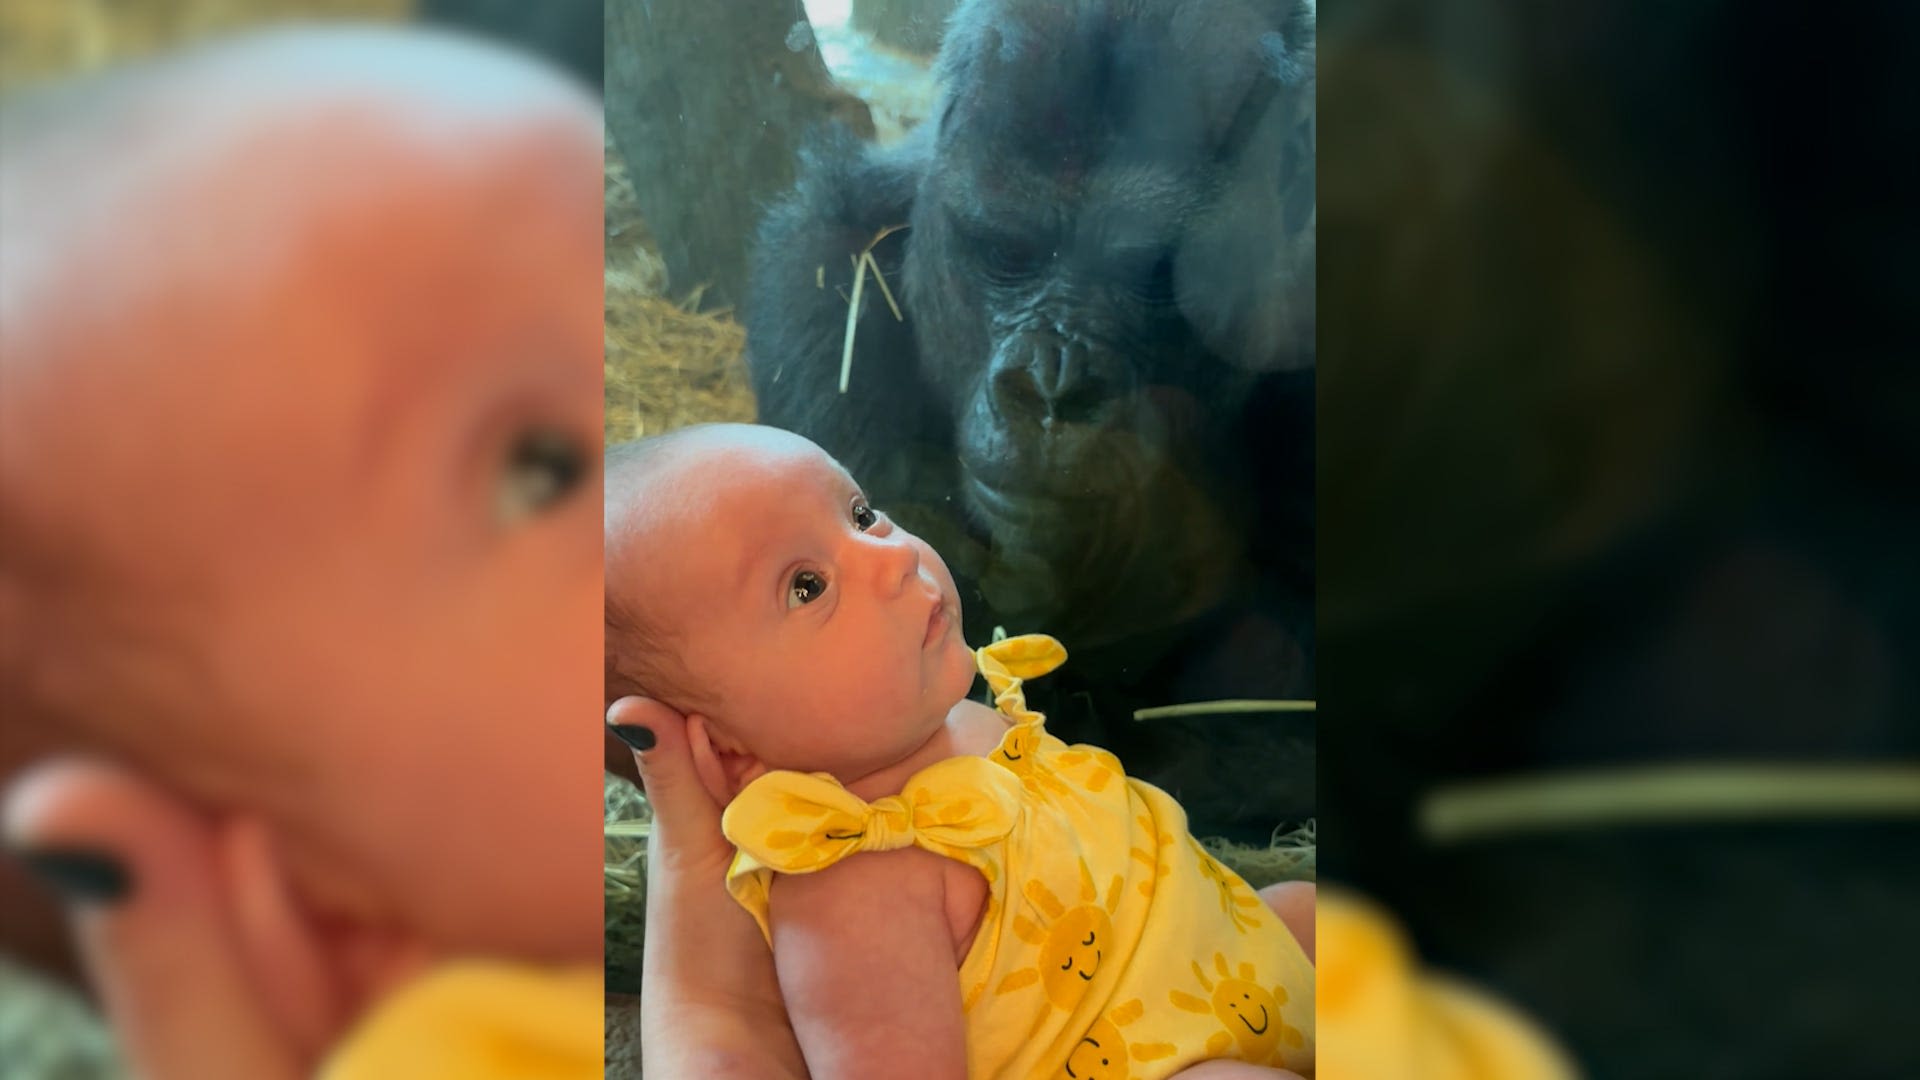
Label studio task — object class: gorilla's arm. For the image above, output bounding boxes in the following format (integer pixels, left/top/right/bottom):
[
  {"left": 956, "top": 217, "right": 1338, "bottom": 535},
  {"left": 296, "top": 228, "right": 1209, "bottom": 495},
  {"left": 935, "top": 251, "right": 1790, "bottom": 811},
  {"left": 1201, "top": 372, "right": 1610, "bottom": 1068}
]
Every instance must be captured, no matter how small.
[{"left": 744, "top": 125, "right": 954, "bottom": 500}]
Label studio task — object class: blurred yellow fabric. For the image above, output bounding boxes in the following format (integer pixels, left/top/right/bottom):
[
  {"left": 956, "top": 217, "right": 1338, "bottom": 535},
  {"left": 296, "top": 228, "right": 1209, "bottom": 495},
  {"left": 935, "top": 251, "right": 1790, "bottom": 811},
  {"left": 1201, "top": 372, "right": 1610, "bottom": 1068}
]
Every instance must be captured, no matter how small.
[
  {"left": 321, "top": 962, "right": 601, "bottom": 1080},
  {"left": 1318, "top": 892, "right": 1579, "bottom": 1080}
]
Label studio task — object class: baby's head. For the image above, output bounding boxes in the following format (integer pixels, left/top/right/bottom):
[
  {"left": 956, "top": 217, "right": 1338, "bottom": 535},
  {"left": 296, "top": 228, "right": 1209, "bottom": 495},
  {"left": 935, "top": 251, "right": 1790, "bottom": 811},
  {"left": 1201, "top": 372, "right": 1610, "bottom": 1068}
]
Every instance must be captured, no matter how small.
[
  {"left": 605, "top": 424, "right": 978, "bottom": 790},
  {"left": 0, "top": 28, "right": 603, "bottom": 964}
]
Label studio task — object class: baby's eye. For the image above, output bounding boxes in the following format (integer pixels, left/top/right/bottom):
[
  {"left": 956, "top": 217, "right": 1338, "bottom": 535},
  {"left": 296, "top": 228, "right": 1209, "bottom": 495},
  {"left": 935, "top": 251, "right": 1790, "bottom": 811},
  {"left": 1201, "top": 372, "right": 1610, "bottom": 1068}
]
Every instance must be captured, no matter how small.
[
  {"left": 851, "top": 496, "right": 879, "bottom": 531},
  {"left": 788, "top": 569, "right": 829, "bottom": 608},
  {"left": 496, "top": 427, "right": 586, "bottom": 524}
]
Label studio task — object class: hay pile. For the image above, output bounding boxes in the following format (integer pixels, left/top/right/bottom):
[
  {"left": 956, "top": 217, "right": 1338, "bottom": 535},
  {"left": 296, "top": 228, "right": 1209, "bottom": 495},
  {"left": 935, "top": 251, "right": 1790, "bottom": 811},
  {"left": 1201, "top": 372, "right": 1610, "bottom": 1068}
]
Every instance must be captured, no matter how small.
[
  {"left": 604, "top": 772, "right": 653, "bottom": 993},
  {"left": 1209, "top": 820, "right": 1318, "bottom": 885},
  {"left": 602, "top": 142, "right": 757, "bottom": 445}
]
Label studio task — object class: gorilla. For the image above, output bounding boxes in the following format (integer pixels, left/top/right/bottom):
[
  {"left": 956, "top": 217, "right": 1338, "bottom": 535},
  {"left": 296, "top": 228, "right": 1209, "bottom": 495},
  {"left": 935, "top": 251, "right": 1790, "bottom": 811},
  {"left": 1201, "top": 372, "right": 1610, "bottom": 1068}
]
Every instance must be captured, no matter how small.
[{"left": 744, "top": 0, "right": 1316, "bottom": 834}]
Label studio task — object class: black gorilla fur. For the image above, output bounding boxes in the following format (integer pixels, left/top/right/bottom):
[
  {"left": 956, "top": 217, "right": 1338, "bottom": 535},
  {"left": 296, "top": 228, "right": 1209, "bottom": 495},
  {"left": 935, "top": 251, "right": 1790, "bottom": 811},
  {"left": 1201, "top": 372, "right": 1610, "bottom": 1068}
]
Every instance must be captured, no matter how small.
[{"left": 745, "top": 0, "right": 1316, "bottom": 832}]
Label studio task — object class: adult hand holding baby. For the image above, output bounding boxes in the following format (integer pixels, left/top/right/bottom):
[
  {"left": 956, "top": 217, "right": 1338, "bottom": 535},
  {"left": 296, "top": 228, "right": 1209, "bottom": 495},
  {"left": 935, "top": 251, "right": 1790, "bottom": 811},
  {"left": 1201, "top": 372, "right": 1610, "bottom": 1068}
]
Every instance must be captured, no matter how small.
[
  {"left": 5, "top": 761, "right": 327, "bottom": 1080},
  {"left": 611, "top": 697, "right": 807, "bottom": 1080}
]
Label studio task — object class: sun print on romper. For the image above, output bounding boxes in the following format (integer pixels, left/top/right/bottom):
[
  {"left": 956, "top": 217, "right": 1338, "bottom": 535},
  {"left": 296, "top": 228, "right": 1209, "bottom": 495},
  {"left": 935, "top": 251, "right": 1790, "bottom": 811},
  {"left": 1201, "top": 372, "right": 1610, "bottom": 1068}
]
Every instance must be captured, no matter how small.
[
  {"left": 1189, "top": 836, "right": 1264, "bottom": 932},
  {"left": 1056, "top": 998, "right": 1178, "bottom": 1080},
  {"left": 993, "top": 857, "right": 1126, "bottom": 1009},
  {"left": 1054, "top": 744, "right": 1124, "bottom": 792},
  {"left": 992, "top": 722, "right": 1074, "bottom": 798},
  {"left": 1169, "top": 953, "right": 1306, "bottom": 1064},
  {"left": 1129, "top": 812, "right": 1173, "bottom": 899},
  {"left": 753, "top": 792, "right": 877, "bottom": 871}
]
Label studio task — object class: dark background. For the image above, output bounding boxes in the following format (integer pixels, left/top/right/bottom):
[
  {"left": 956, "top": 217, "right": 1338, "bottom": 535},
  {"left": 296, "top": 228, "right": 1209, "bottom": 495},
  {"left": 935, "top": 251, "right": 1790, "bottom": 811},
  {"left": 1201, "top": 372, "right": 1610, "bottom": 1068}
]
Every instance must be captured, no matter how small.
[{"left": 1318, "top": 1, "right": 1919, "bottom": 1076}]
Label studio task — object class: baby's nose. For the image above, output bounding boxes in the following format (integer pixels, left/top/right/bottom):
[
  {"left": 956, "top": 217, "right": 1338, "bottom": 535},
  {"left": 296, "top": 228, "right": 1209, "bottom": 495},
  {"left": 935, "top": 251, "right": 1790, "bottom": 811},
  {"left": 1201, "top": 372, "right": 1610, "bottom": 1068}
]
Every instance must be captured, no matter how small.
[{"left": 871, "top": 536, "right": 921, "bottom": 594}]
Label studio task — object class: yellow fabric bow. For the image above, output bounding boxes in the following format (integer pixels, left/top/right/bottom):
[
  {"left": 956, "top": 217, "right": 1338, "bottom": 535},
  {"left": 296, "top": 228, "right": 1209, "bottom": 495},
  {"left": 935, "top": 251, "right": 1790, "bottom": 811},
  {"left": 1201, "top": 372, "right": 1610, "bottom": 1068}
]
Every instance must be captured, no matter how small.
[{"left": 724, "top": 754, "right": 1025, "bottom": 875}]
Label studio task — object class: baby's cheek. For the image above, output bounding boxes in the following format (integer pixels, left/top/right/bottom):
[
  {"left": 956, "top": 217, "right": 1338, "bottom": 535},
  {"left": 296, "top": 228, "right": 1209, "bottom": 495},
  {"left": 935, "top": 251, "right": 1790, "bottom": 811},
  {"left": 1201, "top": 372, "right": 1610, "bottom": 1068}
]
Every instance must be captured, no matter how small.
[
  {"left": 943, "top": 638, "right": 978, "bottom": 698},
  {"left": 491, "top": 541, "right": 601, "bottom": 660},
  {"left": 912, "top": 535, "right": 961, "bottom": 597}
]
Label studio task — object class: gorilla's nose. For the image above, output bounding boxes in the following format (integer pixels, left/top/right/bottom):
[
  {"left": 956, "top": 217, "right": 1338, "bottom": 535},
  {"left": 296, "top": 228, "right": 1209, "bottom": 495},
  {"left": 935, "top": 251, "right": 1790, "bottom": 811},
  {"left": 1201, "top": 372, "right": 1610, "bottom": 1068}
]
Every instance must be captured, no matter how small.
[{"left": 988, "top": 333, "right": 1124, "bottom": 426}]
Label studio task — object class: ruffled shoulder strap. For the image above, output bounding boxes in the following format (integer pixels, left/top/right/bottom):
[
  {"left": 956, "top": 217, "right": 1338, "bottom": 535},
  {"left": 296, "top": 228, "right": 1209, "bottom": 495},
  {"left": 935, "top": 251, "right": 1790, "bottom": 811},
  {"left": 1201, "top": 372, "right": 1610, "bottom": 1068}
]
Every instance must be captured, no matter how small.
[{"left": 975, "top": 633, "right": 1067, "bottom": 724}]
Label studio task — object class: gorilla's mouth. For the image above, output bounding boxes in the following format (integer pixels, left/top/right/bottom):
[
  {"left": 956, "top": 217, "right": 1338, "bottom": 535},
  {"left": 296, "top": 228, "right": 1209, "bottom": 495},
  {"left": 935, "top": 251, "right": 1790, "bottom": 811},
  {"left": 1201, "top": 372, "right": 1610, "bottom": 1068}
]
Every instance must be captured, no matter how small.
[
  {"left": 958, "top": 420, "right": 1153, "bottom": 509},
  {"left": 960, "top": 467, "right": 1149, "bottom": 631},
  {"left": 960, "top": 468, "right": 1134, "bottom": 540},
  {"left": 962, "top": 471, "right": 1074, "bottom": 525}
]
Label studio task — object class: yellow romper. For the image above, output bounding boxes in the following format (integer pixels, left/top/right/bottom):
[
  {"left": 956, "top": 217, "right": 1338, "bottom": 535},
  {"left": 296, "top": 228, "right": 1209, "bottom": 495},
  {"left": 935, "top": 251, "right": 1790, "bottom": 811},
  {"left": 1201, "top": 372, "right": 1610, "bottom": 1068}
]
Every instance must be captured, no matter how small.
[
  {"left": 320, "top": 962, "right": 601, "bottom": 1079},
  {"left": 723, "top": 634, "right": 1316, "bottom": 1080}
]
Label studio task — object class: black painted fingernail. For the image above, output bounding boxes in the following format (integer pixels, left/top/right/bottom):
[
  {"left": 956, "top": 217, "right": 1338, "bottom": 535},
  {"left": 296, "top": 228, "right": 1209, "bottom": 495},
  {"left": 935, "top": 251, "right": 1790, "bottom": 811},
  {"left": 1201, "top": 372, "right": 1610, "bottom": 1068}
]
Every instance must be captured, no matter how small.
[
  {"left": 14, "top": 847, "right": 131, "bottom": 904},
  {"left": 608, "top": 724, "right": 656, "bottom": 752}
]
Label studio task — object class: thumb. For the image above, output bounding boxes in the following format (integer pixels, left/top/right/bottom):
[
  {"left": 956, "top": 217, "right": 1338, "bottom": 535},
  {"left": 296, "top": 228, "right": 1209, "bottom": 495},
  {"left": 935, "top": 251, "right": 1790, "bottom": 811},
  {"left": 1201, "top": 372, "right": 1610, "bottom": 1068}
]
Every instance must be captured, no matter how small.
[
  {"left": 607, "top": 696, "right": 725, "bottom": 843},
  {"left": 4, "top": 758, "right": 306, "bottom": 1080}
]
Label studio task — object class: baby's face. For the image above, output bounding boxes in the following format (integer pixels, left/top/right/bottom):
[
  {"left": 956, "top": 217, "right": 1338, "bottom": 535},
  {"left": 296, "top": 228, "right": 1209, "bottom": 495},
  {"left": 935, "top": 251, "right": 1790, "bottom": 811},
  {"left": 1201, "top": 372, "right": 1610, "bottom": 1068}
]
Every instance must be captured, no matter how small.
[
  {"left": 0, "top": 43, "right": 605, "bottom": 961},
  {"left": 611, "top": 427, "right": 979, "bottom": 781}
]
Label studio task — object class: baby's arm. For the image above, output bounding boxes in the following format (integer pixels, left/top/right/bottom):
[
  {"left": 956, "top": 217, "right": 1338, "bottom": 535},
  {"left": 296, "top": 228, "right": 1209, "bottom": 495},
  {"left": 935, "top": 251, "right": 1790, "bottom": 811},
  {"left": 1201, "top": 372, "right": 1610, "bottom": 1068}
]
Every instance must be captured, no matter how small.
[{"left": 767, "top": 844, "right": 969, "bottom": 1080}]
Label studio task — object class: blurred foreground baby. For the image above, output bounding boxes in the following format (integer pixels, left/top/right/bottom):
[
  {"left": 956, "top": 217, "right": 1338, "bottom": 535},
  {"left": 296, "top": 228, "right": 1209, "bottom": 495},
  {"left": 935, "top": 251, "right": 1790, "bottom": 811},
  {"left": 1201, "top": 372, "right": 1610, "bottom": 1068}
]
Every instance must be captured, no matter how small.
[
  {"left": 0, "top": 27, "right": 604, "bottom": 1079},
  {"left": 605, "top": 422, "right": 1316, "bottom": 1080}
]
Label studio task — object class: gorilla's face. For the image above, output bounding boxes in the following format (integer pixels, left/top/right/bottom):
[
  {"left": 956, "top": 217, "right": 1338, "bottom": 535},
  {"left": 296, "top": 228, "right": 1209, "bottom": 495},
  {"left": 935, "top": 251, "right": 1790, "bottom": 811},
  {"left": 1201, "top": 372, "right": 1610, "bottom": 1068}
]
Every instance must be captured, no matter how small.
[
  {"left": 899, "top": 0, "right": 1307, "bottom": 640},
  {"left": 922, "top": 159, "right": 1234, "bottom": 635},
  {"left": 928, "top": 155, "right": 1199, "bottom": 510}
]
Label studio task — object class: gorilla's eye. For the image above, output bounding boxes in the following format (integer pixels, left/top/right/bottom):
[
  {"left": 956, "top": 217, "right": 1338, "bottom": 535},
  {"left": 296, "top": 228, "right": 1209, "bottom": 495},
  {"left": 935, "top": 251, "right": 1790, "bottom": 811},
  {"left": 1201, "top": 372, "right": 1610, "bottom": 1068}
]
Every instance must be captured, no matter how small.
[
  {"left": 496, "top": 427, "right": 586, "bottom": 524},
  {"left": 1134, "top": 250, "right": 1179, "bottom": 307},
  {"left": 979, "top": 236, "right": 1043, "bottom": 283},
  {"left": 788, "top": 569, "right": 829, "bottom": 608},
  {"left": 851, "top": 496, "right": 879, "bottom": 531},
  {"left": 955, "top": 217, "right": 1046, "bottom": 284}
]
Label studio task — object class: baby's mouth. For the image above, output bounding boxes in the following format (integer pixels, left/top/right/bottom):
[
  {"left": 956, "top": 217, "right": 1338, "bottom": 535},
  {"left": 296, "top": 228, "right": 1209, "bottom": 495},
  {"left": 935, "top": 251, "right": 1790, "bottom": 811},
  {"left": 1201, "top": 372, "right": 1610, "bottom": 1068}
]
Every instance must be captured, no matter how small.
[{"left": 923, "top": 600, "right": 949, "bottom": 647}]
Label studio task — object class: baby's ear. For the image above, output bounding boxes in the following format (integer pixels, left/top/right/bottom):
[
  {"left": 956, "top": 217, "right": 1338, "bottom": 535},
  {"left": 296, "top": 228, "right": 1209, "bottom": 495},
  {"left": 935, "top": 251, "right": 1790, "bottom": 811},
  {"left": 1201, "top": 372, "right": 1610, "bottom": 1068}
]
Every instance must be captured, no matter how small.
[
  {"left": 689, "top": 717, "right": 767, "bottom": 799},
  {"left": 218, "top": 815, "right": 352, "bottom": 1054}
]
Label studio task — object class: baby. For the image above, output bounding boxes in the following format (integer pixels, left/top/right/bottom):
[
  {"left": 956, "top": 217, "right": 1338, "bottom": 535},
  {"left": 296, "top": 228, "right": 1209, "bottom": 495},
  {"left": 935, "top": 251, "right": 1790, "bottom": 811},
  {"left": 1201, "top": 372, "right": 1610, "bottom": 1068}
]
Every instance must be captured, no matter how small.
[
  {"left": 0, "top": 27, "right": 604, "bottom": 1078},
  {"left": 606, "top": 422, "right": 1317, "bottom": 1080}
]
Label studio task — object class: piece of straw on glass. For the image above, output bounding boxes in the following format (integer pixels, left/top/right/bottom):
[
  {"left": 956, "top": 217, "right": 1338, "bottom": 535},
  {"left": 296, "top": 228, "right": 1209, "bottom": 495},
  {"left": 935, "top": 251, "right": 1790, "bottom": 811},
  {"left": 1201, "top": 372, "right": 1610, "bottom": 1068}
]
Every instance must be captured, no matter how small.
[
  {"left": 1133, "top": 699, "right": 1317, "bottom": 721},
  {"left": 837, "top": 224, "right": 908, "bottom": 393},
  {"left": 1421, "top": 763, "right": 1920, "bottom": 843}
]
